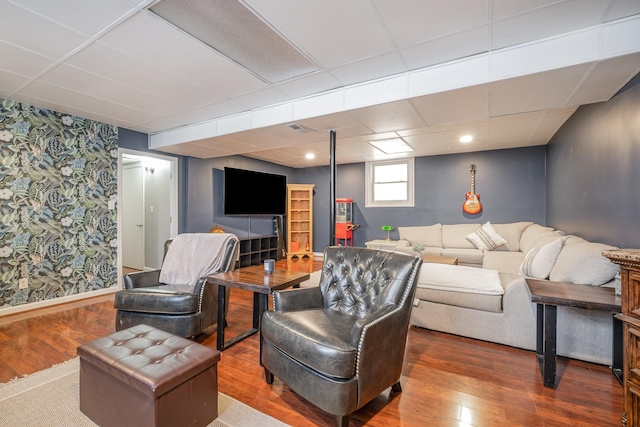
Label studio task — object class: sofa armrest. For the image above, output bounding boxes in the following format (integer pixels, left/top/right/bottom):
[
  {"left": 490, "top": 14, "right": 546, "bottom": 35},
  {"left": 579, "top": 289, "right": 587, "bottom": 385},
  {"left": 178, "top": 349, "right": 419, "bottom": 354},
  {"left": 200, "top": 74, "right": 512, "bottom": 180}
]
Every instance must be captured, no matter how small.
[
  {"left": 122, "top": 270, "right": 161, "bottom": 289},
  {"left": 396, "top": 239, "right": 411, "bottom": 248},
  {"left": 273, "top": 287, "right": 323, "bottom": 312}
]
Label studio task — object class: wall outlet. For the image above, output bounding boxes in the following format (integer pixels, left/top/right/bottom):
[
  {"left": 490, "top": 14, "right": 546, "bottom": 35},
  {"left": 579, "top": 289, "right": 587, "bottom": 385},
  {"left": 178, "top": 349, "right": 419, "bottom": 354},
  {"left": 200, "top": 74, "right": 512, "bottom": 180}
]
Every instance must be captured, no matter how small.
[{"left": 18, "top": 278, "right": 28, "bottom": 289}]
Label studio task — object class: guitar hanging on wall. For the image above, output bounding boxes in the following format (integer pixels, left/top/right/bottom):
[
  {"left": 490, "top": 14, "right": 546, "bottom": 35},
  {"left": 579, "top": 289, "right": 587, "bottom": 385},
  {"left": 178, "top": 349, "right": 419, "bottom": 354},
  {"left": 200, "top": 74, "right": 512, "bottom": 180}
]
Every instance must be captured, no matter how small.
[{"left": 463, "top": 164, "right": 483, "bottom": 214}]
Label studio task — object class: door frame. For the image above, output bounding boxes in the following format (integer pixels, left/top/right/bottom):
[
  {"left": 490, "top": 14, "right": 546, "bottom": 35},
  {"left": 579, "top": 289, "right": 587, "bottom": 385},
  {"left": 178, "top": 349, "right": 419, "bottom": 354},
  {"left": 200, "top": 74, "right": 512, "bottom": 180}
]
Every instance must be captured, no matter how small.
[{"left": 117, "top": 148, "right": 179, "bottom": 288}]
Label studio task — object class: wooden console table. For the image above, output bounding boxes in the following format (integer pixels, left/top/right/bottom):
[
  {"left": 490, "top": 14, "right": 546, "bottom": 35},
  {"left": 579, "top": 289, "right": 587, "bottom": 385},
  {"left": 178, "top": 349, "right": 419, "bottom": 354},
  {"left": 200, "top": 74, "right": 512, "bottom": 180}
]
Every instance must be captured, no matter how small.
[
  {"left": 207, "top": 265, "right": 309, "bottom": 352},
  {"left": 525, "top": 278, "right": 622, "bottom": 388},
  {"left": 603, "top": 249, "right": 640, "bottom": 427}
]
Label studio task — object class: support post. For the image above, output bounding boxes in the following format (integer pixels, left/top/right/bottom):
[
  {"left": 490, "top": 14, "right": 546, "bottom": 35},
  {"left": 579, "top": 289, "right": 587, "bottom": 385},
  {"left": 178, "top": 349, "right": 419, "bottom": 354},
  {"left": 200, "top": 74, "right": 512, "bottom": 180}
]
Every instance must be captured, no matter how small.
[{"left": 329, "top": 130, "right": 336, "bottom": 248}]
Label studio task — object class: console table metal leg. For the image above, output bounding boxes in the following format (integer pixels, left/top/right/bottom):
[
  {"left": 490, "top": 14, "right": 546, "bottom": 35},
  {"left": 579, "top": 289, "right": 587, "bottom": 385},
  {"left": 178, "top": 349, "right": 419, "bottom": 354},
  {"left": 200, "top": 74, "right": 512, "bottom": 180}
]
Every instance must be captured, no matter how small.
[{"left": 536, "top": 303, "right": 558, "bottom": 388}]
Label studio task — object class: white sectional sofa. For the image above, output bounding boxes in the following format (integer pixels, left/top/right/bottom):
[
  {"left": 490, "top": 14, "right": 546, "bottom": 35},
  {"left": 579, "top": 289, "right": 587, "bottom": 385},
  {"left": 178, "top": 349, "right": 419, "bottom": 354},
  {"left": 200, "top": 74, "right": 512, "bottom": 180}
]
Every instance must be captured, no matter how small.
[{"left": 394, "top": 222, "right": 620, "bottom": 365}]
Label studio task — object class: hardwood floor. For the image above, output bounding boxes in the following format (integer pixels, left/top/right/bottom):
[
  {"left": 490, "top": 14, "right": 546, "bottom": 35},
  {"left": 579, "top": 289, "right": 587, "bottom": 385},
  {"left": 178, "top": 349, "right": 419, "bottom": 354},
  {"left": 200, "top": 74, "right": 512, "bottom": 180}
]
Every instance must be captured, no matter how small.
[{"left": 0, "top": 256, "right": 623, "bottom": 426}]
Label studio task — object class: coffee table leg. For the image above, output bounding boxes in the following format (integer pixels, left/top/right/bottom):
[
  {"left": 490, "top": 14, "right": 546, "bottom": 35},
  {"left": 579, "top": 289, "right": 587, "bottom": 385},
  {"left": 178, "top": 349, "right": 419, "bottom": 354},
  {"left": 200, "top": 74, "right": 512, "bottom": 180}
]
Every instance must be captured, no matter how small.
[{"left": 217, "top": 285, "right": 227, "bottom": 351}]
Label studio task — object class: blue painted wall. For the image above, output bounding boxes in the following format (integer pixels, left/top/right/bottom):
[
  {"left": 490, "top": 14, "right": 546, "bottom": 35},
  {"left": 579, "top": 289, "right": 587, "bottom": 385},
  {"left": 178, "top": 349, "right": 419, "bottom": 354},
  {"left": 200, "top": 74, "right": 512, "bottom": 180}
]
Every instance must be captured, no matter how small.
[
  {"left": 295, "top": 146, "right": 547, "bottom": 249},
  {"left": 547, "top": 74, "right": 640, "bottom": 248}
]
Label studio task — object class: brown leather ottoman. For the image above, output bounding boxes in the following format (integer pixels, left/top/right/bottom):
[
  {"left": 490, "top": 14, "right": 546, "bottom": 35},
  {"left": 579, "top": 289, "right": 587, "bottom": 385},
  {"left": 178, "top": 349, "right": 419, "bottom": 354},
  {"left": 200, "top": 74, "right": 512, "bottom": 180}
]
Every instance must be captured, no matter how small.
[{"left": 77, "top": 324, "right": 220, "bottom": 427}]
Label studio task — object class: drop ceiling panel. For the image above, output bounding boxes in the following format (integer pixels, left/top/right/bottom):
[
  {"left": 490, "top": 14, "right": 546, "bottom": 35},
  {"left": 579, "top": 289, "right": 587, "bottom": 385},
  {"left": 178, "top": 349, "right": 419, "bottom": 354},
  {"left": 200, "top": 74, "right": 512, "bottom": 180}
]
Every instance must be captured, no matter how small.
[
  {"left": 13, "top": 0, "right": 147, "bottom": 36},
  {"left": 606, "top": 0, "right": 640, "bottom": 21},
  {"left": 492, "top": 0, "right": 558, "bottom": 20},
  {"left": 0, "top": 41, "right": 55, "bottom": 77},
  {"left": 488, "top": 117, "right": 539, "bottom": 145},
  {"left": 275, "top": 71, "right": 342, "bottom": 99},
  {"left": 569, "top": 53, "right": 640, "bottom": 105},
  {"left": 411, "top": 85, "right": 489, "bottom": 126},
  {"left": 530, "top": 111, "right": 576, "bottom": 141},
  {"left": 490, "top": 64, "right": 593, "bottom": 116},
  {"left": 66, "top": 42, "right": 219, "bottom": 106},
  {"left": 491, "top": 0, "right": 610, "bottom": 50},
  {"left": 99, "top": 11, "right": 269, "bottom": 98},
  {"left": 400, "top": 26, "right": 490, "bottom": 71},
  {"left": 373, "top": 0, "right": 489, "bottom": 47},
  {"left": 0, "top": 1, "right": 88, "bottom": 58},
  {"left": 19, "top": 80, "right": 157, "bottom": 124},
  {"left": 40, "top": 64, "right": 181, "bottom": 116},
  {"left": 328, "top": 51, "right": 408, "bottom": 86},
  {"left": 0, "top": 69, "right": 31, "bottom": 94},
  {"left": 402, "top": 132, "right": 450, "bottom": 152},
  {"left": 246, "top": 0, "right": 395, "bottom": 68},
  {"left": 349, "top": 100, "right": 426, "bottom": 133}
]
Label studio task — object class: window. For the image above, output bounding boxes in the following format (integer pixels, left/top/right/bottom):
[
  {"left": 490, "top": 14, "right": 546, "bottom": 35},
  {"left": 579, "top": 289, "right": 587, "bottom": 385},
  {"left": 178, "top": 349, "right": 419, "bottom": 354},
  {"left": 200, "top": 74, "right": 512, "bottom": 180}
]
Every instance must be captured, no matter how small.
[{"left": 365, "top": 158, "right": 414, "bottom": 207}]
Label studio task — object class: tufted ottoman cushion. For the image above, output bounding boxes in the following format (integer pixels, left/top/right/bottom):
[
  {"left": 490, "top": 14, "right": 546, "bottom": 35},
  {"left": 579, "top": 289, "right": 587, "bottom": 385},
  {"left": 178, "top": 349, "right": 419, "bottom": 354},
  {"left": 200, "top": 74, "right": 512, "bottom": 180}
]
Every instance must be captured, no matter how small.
[{"left": 77, "top": 324, "right": 220, "bottom": 427}]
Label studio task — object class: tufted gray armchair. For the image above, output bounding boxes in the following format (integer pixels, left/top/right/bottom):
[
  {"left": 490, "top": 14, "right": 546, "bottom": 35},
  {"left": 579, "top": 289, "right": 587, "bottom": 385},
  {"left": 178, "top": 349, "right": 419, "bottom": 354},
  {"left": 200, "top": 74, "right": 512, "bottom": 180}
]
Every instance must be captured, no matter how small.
[{"left": 261, "top": 246, "right": 422, "bottom": 427}]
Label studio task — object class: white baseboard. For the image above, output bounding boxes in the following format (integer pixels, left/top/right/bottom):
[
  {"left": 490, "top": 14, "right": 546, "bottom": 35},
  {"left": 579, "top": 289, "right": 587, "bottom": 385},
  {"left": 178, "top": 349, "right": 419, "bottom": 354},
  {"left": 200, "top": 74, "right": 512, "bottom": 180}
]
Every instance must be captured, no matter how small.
[{"left": 0, "top": 286, "right": 118, "bottom": 318}]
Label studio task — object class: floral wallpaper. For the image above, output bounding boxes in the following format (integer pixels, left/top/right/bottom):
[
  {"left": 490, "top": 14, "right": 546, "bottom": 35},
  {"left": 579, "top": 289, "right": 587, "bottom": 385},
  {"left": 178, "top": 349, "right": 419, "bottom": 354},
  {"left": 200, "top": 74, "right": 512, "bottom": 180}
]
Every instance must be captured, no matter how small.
[{"left": 0, "top": 98, "right": 118, "bottom": 308}]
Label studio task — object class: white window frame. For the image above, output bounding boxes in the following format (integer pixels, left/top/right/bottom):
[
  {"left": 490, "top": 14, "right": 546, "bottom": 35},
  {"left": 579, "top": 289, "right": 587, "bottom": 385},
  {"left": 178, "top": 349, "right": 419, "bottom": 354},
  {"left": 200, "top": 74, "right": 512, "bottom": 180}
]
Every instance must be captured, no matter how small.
[{"left": 365, "top": 158, "right": 415, "bottom": 208}]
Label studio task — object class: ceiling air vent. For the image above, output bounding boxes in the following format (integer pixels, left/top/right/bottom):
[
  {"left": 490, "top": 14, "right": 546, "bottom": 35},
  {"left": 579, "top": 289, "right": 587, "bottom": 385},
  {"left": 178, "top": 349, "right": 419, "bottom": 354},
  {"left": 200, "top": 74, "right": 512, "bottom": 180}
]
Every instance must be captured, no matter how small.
[{"left": 286, "top": 123, "right": 310, "bottom": 133}]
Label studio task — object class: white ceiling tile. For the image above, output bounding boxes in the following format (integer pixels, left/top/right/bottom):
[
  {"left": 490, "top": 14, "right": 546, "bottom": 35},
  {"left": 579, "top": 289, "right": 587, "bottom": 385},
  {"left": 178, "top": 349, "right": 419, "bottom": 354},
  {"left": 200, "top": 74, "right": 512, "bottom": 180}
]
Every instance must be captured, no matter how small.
[
  {"left": 400, "top": 26, "right": 490, "bottom": 71},
  {"left": 349, "top": 100, "right": 426, "bottom": 133},
  {"left": 275, "top": 71, "right": 342, "bottom": 99},
  {"left": 492, "top": 0, "right": 559, "bottom": 21},
  {"left": 0, "top": 69, "right": 30, "bottom": 94},
  {"left": 411, "top": 85, "right": 489, "bottom": 126},
  {"left": 67, "top": 42, "right": 222, "bottom": 106},
  {"left": 329, "top": 52, "right": 408, "bottom": 86},
  {"left": 492, "top": 0, "right": 610, "bottom": 50},
  {"left": 402, "top": 132, "right": 449, "bottom": 151},
  {"left": 0, "top": 41, "right": 54, "bottom": 77},
  {"left": 40, "top": 64, "right": 181, "bottom": 116},
  {"left": 490, "top": 64, "right": 593, "bottom": 116},
  {"left": 570, "top": 53, "right": 640, "bottom": 105},
  {"left": 246, "top": 0, "right": 395, "bottom": 68},
  {"left": 373, "top": 0, "right": 489, "bottom": 48},
  {"left": 606, "top": 0, "right": 640, "bottom": 21},
  {"left": 99, "top": 11, "right": 269, "bottom": 98},
  {"left": 0, "top": 1, "right": 88, "bottom": 58},
  {"left": 13, "top": 0, "right": 148, "bottom": 36}
]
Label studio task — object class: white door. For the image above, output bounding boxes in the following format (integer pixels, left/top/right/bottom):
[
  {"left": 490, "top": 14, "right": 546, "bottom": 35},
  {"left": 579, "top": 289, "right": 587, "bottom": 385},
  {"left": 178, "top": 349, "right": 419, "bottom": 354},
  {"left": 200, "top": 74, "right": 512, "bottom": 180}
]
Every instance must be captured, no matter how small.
[{"left": 122, "top": 165, "right": 144, "bottom": 270}]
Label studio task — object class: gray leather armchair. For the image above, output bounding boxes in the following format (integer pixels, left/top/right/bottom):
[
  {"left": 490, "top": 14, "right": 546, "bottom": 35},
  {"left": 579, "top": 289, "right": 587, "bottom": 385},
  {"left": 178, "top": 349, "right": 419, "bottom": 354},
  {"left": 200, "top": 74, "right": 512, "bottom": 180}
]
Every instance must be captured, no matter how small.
[
  {"left": 114, "top": 234, "right": 239, "bottom": 337},
  {"left": 261, "top": 246, "right": 422, "bottom": 426}
]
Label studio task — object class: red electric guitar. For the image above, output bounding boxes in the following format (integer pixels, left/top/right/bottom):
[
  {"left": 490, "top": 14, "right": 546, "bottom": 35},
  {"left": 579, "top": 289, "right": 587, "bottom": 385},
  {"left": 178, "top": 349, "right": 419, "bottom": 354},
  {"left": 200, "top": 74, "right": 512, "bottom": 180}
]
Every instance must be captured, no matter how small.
[{"left": 462, "top": 164, "right": 482, "bottom": 214}]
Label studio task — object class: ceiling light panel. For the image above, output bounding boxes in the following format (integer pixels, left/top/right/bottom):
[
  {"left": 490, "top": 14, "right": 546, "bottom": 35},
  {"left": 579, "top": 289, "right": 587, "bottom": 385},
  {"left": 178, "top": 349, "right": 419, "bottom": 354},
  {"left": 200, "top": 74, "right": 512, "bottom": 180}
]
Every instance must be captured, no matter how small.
[
  {"left": 369, "top": 138, "right": 413, "bottom": 154},
  {"left": 150, "top": 0, "right": 319, "bottom": 83}
]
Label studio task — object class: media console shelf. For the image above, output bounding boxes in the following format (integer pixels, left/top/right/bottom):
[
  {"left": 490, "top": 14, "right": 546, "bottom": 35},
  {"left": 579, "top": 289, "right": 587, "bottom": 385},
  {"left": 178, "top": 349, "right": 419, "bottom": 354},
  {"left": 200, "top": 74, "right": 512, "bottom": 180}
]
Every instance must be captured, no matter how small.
[{"left": 236, "top": 235, "right": 279, "bottom": 268}]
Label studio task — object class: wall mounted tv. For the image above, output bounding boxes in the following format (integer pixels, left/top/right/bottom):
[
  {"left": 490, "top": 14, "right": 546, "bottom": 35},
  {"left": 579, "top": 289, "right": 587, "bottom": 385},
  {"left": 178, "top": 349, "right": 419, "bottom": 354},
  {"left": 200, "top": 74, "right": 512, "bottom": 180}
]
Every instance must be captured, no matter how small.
[{"left": 223, "top": 167, "right": 287, "bottom": 216}]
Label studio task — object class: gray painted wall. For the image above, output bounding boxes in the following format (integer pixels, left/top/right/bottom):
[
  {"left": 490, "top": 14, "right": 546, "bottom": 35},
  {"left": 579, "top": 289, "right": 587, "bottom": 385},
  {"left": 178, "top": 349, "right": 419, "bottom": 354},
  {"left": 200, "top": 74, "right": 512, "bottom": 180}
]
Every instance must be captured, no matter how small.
[
  {"left": 547, "top": 75, "right": 640, "bottom": 248},
  {"left": 295, "top": 146, "right": 547, "bottom": 249}
]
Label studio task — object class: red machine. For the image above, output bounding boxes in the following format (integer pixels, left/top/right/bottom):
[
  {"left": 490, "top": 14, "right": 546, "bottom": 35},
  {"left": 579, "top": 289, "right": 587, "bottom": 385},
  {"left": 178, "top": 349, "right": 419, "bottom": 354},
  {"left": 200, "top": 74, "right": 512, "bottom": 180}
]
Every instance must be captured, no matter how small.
[{"left": 336, "top": 198, "right": 356, "bottom": 246}]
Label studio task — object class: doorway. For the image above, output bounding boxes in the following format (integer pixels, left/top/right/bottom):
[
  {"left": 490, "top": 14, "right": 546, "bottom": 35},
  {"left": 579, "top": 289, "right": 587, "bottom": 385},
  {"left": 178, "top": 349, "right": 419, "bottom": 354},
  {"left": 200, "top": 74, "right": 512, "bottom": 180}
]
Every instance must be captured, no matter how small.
[{"left": 117, "top": 149, "right": 178, "bottom": 287}]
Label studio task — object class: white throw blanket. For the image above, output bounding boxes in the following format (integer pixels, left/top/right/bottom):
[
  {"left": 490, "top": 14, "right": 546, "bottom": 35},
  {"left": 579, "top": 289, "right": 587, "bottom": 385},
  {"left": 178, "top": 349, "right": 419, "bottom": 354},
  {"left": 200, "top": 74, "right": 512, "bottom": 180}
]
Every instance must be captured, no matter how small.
[
  {"left": 159, "top": 233, "right": 236, "bottom": 287},
  {"left": 417, "top": 263, "right": 503, "bottom": 295}
]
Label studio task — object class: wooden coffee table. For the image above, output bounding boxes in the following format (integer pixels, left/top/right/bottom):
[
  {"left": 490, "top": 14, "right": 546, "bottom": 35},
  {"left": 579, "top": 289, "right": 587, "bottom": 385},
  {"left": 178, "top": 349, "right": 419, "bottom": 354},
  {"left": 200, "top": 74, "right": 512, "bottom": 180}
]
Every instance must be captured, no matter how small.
[
  {"left": 421, "top": 254, "right": 458, "bottom": 265},
  {"left": 525, "top": 278, "right": 622, "bottom": 388},
  {"left": 207, "top": 265, "right": 310, "bottom": 351}
]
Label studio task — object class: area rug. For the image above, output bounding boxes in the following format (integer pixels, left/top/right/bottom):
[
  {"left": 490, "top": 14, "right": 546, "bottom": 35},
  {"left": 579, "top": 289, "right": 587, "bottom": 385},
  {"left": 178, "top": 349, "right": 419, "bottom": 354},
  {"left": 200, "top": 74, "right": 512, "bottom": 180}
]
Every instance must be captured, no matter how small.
[{"left": 0, "top": 358, "right": 289, "bottom": 427}]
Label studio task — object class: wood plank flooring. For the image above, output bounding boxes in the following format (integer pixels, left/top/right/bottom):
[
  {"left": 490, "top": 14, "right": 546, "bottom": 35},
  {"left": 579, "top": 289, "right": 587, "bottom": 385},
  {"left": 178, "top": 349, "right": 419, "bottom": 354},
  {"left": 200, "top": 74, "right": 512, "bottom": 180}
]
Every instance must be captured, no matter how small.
[{"left": 0, "top": 256, "right": 623, "bottom": 426}]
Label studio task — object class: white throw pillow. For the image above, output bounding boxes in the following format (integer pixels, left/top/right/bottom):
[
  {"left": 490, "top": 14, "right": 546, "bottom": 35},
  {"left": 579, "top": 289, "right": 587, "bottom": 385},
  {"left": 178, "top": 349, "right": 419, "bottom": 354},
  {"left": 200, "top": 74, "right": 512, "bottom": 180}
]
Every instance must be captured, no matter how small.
[
  {"left": 466, "top": 222, "right": 507, "bottom": 252},
  {"left": 519, "top": 239, "right": 564, "bottom": 279}
]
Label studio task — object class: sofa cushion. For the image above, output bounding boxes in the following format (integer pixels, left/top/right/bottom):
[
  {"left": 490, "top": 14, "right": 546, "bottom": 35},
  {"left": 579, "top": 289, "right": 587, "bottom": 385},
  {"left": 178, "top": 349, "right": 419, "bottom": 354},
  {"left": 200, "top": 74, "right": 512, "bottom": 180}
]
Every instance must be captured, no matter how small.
[
  {"left": 519, "top": 224, "right": 565, "bottom": 254},
  {"left": 548, "top": 236, "right": 619, "bottom": 286},
  {"left": 441, "top": 248, "right": 484, "bottom": 265},
  {"left": 414, "top": 288, "right": 502, "bottom": 313},
  {"left": 492, "top": 222, "right": 534, "bottom": 252},
  {"left": 442, "top": 224, "right": 481, "bottom": 249},
  {"left": 482, "top": 251, "right": 526, "bottom": 275},
  {"left": 398, "top": 224, "right": 442, "bottom": 247},
  {"left": 519, "top": 238, "right": 564, "bottom": 279},
  {"left": 466, "top": 221, "right": 507, "bottom": 252}
]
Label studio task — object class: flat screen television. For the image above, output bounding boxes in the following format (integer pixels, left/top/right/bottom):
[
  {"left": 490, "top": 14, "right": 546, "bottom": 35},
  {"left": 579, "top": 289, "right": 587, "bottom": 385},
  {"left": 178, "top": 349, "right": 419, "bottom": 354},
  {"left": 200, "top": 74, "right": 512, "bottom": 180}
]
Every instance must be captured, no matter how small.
[{"left": 223, "top": 167, "right": 287, "bottom": 216}]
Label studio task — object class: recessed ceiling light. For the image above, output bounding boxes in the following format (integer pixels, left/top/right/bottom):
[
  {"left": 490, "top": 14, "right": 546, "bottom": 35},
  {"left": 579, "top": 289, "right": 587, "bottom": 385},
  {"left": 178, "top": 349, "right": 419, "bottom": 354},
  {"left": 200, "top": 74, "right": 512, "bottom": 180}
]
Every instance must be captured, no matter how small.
[
  {"left": 369, "top": 138, "right": 414, "bottom": 154},
  {"left": 305, "top": 153, "right": 315, "bottom": 159},
  {"left": 460, "top": 135, "right": 473, "bottom": 143}
]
